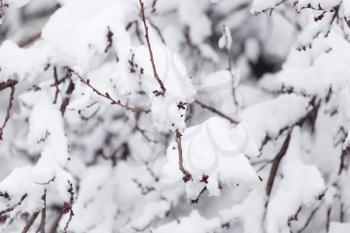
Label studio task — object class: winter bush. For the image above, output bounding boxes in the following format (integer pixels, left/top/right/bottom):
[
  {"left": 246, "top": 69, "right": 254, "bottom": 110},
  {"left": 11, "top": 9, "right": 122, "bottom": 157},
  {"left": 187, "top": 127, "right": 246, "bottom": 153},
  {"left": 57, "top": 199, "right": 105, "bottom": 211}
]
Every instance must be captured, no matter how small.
[{"left": 0, "top": 0, "right": 350, "bottom": 232}]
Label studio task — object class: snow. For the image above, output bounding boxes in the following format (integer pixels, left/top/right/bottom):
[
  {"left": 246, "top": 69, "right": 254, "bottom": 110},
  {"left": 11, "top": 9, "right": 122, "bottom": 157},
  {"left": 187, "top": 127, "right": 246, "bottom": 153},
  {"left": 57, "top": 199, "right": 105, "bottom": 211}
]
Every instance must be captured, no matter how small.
[
  {"left": 6, "top": 0, "right": 31, "bottom": 7},
  {"left": 266, "top": 128, "right": 325, "bottom": 233},
  {"left": 0, "top": 41, "right": 47, "bottom": 82},
  {"left": 41, "top": 0, "right": 130, "bottom": 71},
  {"left": 163, "top": 117, "right": 259, "bottom": 198},
  {"left": 329, "top": 222, "right": 350, "bottom": 233},
  {"left": 261, "top": 33, "right": 350, "bottom": 97},
  {"left": 134, "top": 44, "right": 196, "bottom": 131},
  {"left": 152, "top": 210, "right": 220, "bottom": 233},
  {"left": 218, "top": 25, "right": 232, "bottom": 50},
  {"left": 1, "top": 0, "right": 350, "bottom": 232},
  {"left": 241, "top": 94, "right": 310, "bottom": 147}
]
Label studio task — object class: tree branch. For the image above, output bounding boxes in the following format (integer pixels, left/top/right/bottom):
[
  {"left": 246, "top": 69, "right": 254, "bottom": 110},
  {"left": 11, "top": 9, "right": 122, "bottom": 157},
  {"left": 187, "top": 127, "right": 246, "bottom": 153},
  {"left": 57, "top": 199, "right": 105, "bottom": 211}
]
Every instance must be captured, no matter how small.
[
  {"left": 53, "top": 66, "right": 60, "bottom": 104},
  {"left": 175, "top": 129, "right": 192, "bottom": 182},
  {"left": 194, "top": 99, "right": 239, "bottom": 124},
  {"left": 0, "top": 79, "right": 17, "bottom": 140},
  {"left": 139, "top": 0, "right": 166, "bottom": 96},
  {"left": 71, "top": 69, "right": 151, "bottom": 113},
  {"left": 266, "top": 131, "right": 292, "bottom": 196},
  {"left": 38, "top": 189, "right": 46, "bottom": 233},
  {"left": 21, "top": 212, "right": 39, "bottom": 233}
]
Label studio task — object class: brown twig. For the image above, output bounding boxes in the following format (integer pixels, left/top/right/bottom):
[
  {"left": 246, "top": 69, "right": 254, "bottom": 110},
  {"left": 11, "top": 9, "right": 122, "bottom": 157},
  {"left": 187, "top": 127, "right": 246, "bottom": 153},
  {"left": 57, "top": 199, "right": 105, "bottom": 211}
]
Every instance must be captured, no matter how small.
[
  {"left": 71, "top": 69, "right": 150, "bottom": 113},
  {"left": 53, "top": 66, "right": 60, "bottom": 104},
  {"left": 139, "top": 0, "right": 166, "bottom": 96},
  {"left": 266, "top": 131, "right": 292, "bottom": 196},
  {"left": 38, "top": 190, "right": 47, "bottom": 233},
  {"left": 0, "top": 79, "right": 17, "bottom": 92},
  {"left": 326, "top": 207, "right": 332, "bottom": 233},
  {"left": 63, "top": 181, "right": 74, "bottom": 233},
  {"left": 190, "top": 187, "right": 206, "bottom": 204},
  {"left": 0, "top": 193, "right": 27, "bottom": 216},
  {"left": 48, "top": 211, "right": 63, "bottom": 233},
  {"left": 104, "top": 26, "right": 114, "bottom": 53},
  {"left": 18, "top": 32, "right": 41, "bottom": 48},
  {"left": 21, "top": 211, "right": 39, "bottom": 233},
  {"left": 60, "top": 76, "right": 75, "bottom": 116},
  {"left": 338, "top": 133, "right": 349, "bottom": 175},
  {"left": 148, "top": 19, "right": 166, "bottom": 44},
  {"left": 297, "top": 205, "right": 320, "bottom": 233},
  {"left": 175, "top": 129, "right": 192, "bottom": 182},
  {"left": 252, "top": 0, "right": 286, "bottom": 15},
  {"left": 194, "top": 99, "right": 239, "bottom": 124},
  {"left": 0, "top": 79, "right": 17, "bottom": 140}
]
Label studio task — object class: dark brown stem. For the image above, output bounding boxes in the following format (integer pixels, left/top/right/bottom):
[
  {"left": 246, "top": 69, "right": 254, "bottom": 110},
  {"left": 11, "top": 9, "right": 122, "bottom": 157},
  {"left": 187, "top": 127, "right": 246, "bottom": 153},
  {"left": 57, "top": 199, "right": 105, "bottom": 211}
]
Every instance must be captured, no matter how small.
[
  {"left": 104, "top": 26, "right": 114, "bottom": 53},
  {"left": 266, "top": 131, "right": 292, "bottom": 196},
  {"left": 0, "top": 79, "right": 17, "bottom": 140},
  {"left": 175, "top": 129, "right": 192, "bottom": 182},
  {"left": 297, "top": 205, "right": 320, "bottom": 233},
  {"left": 340, "top": 202, "right": 345, "bottom": 222},
  {"left": 326, "top": 207, "right": 331, "bottom": 233},
  {"left": 139, "top": 0, "right": 166, "bottom": 96},
  {"left": 0, "top": 79, "right": 17, "bottom": 91},
  {"left": 53, "top": 66, "right": 60, "bottom": 104},
  {"left": 338, "top": 144, "right": 349, "bottom": 175},
  {"left": 21, "top": 212, "right": 39, "bottom": 233},
  {"left": 194, "top": 99, "right": 239, "bottom": 124},
  {"left": 38, "top": 190, "right": 46, "bottom": 233},
  {"left": 60, "top": 78, "right": 75, "bottom": 116},
  {"left": 48, "top": 211, "right": 63, "bottom": 233},
  {"left": 63, "top": 181, "right": 75, "bottom": 233}
]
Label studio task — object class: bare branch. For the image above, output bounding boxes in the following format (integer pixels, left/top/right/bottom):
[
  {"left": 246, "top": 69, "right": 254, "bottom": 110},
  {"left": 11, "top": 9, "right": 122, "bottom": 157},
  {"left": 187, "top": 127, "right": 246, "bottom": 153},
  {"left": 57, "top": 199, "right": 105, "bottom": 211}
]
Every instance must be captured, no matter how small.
[
  {"left": 0, "top": 79, "right": 17, "bottom": 140},
  {"left": 21, "top": 212, "right": 39, "bottom": 233},
  {"left": 0, "top": 193, "right": 27, "bottom": 216},
  {"left": 175, "top": 129, "right": 192, "bottom": 182},
  {"left": 18, "top": 32, "right": 41, "bottom": 48},
  {"left": 60, "top": 72, "right": 75, "bottom": 116},
  {"left": 194, "top": 99, "right": 239, "bottom": 124},
  {"left": 266, "top": 131, "right": 291, "bottom": 196},
  {"left": 53, "top": 66, "right": 60, "bottom": 104},
  {"left": 139, "top": 0, "right": 166, "bottom": 96},
  {"left": 71, "top": 69, "right": 151, "bottom": 113},
  {"left": 38, "top": 190, "right": 47, "bottom": 233},
  {"left": 104, "top": 26, "right": 114, "bottom": 53},
  {"left": 63, "top": 181, "right": 74, "bottom": 233}
]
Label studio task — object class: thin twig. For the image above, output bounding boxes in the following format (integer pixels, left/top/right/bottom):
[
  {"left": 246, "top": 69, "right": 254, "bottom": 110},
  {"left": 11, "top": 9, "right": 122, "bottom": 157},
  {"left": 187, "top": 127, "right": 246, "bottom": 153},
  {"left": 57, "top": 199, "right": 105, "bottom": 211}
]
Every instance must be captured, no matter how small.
[
  {"left": 326, "top": 207, "right": 331, "bottom": 233},
  {"left": 60, "top": 76, "right": 75, "bottom": 116},
  {"left": 266, "top": 131, "right": 292, "bottom": 196},
  {"left": 175, "top": 129, "right": 192, "bottom": 182},
  {"left": 21, "top": 212, "right": 39, "bottom": 233},
  {"left": 48, "top": 211, "right": 63, "bottom": 233},
  {"left": 0, "top": 79, "right": 17, "bottom": 140},
  {"left": 53, "top": 66, "right": 60, "bottom": 104},
  {"left": 297, "top": 205, "right": 320, "bottom": 233},
  {"left": 104, "top": 26, "right": 114, "bottom": 53},
  {"left": 18, "top": 32, "right": 41, "bottom": 48},
  {"left": 194, "top": 99, "right": 239, "bottom": 124},
  {"left": 63, "top": 181, "right": 74, "bottom": 233},
  {"left": 71, "top": 69, "right": 150, "bottom": 113},
  {"left": 139, "top": 0, "right": 166, "bottom": 96},
  {"left": 0, "top": 193, "right": 27, "bottom": 216},
  {"left": 38, "top": 190, "right": 46, "bottom": 233}
]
